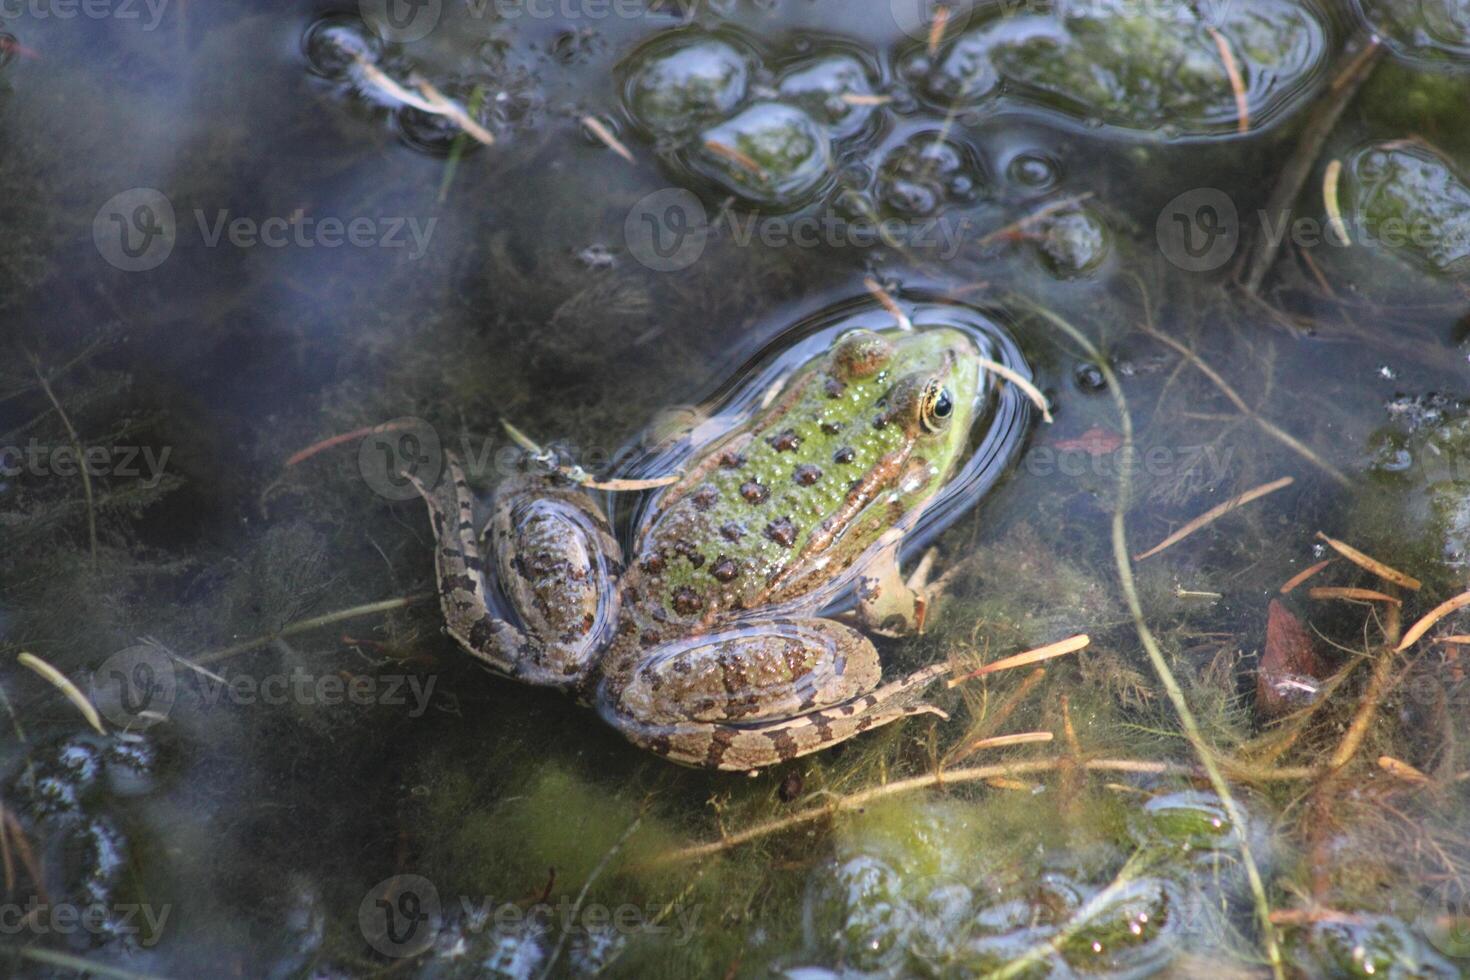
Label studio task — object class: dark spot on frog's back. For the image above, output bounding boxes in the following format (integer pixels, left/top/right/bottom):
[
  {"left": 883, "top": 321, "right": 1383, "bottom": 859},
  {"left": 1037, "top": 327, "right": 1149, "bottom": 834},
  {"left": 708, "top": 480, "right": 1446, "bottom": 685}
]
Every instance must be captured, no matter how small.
[
  {"left": 674, "top": 538, "right": 706, "bottom": 567},
  {"left": 765, "top": 517, "right": 797, "bottom": 547},
  {"left": 692, "top": 484, "right": 718, "bottom": 510},
  {"left": 640, "top": 553, "right": 666, "bottom": 575},
  {"left": 793, "top": 464, "right": 822, "bottom": 486},
  {"left": 740, "top": 480, "right": 769, "bottom": 504},
  {"left": 711, "top": 555, "right": 739, "bottom": 582},
  {"left": 833, "top": 446, "right": 855, "bottom": 464},
  {"left": 720, "top": 521, "right": 745, "bottom": 542},
  {"left": 718, "top": 450, "right": 745, "bottom": 468},
  {"left": 768, "top": 429, "right": 800, "bottom": 452},
  {"left": 823, "top": 375, "right": 846, "bottom": 399},
  {"left": 820, "top": 420, "right": 842, "bottom": 435},
  {"left": 671, "top": 586, "right": 703, "bottom": 616}
]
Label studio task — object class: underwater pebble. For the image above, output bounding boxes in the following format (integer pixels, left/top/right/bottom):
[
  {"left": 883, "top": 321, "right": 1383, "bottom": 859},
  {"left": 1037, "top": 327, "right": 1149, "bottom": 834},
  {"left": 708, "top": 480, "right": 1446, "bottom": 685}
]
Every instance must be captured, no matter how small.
[
  {"left": 689, "top": 102, "right": 832, "bottom": 209},
  {"left": 622, "top": 33, "right": 754, "bottom": 137}
]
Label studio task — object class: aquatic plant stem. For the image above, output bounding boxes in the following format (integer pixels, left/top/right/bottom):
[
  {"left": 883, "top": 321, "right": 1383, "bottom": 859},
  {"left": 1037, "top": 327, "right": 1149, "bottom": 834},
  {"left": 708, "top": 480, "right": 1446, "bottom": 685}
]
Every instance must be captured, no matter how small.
[
  {"left": 194, "top": 594, "right": 429, "bottom": 666},
  {"left": 32, "top": 362, "right": 98, "bottom": 565},
  {"left": 538, "top": 815, "right": 643, "bottom": 980},
  {"left": 651, "top": 756, "right": 1310, "bottom": 865},
  {"left": 1020, "top": 299, "right": 1286, "bottom": 980}
]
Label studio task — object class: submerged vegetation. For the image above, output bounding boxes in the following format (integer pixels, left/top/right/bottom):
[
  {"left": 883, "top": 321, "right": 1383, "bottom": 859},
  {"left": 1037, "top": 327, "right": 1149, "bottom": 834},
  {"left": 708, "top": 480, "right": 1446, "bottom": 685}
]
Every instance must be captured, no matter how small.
[{"left": 1, "top": 0, "right": 1470, "bottom": 977}]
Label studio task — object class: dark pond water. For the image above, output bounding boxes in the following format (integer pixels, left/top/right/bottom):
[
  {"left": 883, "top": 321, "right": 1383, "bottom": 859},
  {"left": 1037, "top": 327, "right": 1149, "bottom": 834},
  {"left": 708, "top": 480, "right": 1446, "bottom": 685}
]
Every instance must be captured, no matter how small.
[{"left": 2, "top": 0, "right": 1470, "bottom": 976}]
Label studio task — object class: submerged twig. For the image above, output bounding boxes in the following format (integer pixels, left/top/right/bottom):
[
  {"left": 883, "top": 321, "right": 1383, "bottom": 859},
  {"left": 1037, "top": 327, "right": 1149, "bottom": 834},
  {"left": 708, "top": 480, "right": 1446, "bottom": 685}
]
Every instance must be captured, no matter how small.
[
  {"left": 1242, "top": 33, "right": 1381, "bottom": 295},
  {"left": 1134, "top": 476, "right": 1294, "bottom": 560}
]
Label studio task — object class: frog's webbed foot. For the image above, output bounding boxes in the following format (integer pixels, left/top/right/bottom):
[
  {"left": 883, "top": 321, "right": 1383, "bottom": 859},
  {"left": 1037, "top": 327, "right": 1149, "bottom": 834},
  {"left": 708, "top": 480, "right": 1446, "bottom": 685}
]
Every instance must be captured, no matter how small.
[
  {"left": 603, "top": 618, "right": 948, "bottom": 771},
  {"left": 851, "top": 530, "right": 948, "bottom": 638},
  {"left": 410, "top": 452, "right": 620, "bottom": 691}
]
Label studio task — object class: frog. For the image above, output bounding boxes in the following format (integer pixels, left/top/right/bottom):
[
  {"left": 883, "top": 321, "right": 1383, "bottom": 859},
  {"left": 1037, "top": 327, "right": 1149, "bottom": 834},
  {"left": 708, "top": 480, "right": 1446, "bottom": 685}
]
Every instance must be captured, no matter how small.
[{"left": 411, "top": 324, "right": 996, "bottom": 771}]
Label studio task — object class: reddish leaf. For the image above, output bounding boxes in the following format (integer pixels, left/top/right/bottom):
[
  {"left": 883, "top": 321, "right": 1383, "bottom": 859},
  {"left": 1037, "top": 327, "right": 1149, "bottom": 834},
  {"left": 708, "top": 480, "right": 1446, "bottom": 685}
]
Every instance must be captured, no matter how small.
[{"left": 1052, "top": 425, "right": 1123, "bottom": 455}]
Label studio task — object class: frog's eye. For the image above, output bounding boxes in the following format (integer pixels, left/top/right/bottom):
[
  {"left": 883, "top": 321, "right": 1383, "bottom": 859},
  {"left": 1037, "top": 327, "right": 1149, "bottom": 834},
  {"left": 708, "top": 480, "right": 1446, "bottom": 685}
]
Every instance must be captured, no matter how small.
[{"left": 921, "top": 382, "right": 954, "bottom": 433}]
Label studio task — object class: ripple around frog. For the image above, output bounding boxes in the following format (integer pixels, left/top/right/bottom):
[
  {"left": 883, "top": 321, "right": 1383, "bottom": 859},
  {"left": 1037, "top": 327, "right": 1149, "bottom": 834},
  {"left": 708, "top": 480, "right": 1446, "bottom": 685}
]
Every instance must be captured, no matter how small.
[{"left": 606, "top": 295, "right": 1033, "bottom": 614}]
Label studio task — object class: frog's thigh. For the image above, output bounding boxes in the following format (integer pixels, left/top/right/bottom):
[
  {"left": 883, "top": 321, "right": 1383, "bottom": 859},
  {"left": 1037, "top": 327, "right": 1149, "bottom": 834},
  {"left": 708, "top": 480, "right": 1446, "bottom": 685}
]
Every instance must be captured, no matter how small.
[
  {"left": 617, "top": 618, "right": 883, "bottom": 727},
  {"left": 615, "top": 656, "right": 950, "bottom": 771}
]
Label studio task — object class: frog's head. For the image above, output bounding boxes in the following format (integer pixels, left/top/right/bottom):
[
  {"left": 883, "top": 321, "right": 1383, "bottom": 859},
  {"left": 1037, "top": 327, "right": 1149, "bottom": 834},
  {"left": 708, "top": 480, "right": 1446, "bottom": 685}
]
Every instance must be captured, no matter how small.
[{"left": 829, "top": 325, "right": 984, "bottom": 481}]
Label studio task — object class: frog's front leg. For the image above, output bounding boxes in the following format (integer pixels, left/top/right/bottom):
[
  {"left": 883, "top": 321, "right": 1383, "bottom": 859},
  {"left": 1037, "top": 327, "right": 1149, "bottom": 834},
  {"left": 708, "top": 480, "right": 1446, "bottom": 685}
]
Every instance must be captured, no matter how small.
[
  {"left": 601, "top": 619, "right": 948, "bottom": 771},
  {"left": 852, "top": 529, "right": 944, "bottom": 637},
  {"left": 412, "top": 453, "right": 621, "bottom": 691}
]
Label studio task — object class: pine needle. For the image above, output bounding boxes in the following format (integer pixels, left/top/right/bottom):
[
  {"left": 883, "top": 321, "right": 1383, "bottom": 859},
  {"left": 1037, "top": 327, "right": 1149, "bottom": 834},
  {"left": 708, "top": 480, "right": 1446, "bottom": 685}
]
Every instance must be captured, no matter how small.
[
  {"left": 1314, "top": 532, "right": 1421, "bottom": 590},
  {"left": 1307, "top": 586, "right": 1401, "bottom": 606},
  {"left": 1280, "top": 558, "right": 1333, "bottom": 594},
  {"left": 1399, "top": 589, "right": 1470, "bottom": 651},
  {"left": 17, "top": 651, "right": 105, "bottom": 734},
  {"left": 947, "top": 634, "right": 1089, "bottom": 687},
  {"left": 1134, "top": 476, "right": 1294, "bottom": 560}
]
